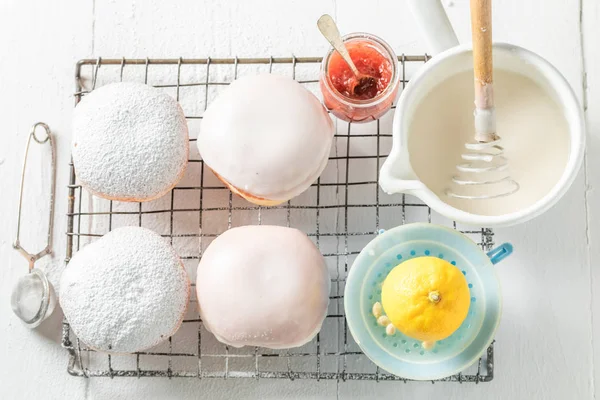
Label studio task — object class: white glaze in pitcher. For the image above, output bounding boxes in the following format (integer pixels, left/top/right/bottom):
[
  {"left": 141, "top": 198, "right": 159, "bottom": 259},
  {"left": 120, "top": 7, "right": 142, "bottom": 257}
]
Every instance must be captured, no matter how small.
[{"left": 379, "top": 0, "right": 585, "bottom": 227}]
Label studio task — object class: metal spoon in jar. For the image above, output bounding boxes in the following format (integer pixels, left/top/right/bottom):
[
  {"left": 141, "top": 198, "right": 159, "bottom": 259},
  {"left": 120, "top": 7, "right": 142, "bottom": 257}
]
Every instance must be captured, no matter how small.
[{"left": 317, "top": 14, "right": 377, "bottom": 97}]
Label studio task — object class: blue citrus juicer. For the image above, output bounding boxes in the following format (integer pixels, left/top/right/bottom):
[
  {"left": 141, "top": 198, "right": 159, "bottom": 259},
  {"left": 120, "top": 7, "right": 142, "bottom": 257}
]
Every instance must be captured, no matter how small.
[{"left": 344, "top": 223, "right": 512, "bottom": 380}]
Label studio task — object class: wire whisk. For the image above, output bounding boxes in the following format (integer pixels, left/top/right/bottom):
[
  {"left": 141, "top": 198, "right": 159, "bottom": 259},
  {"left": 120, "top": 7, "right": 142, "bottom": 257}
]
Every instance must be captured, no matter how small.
[
  {"left": 446, "top": 0, "right": 519, "bottom": 200},
  {"left": 447, "top": 139, "right": 519, "bottom": 199}
]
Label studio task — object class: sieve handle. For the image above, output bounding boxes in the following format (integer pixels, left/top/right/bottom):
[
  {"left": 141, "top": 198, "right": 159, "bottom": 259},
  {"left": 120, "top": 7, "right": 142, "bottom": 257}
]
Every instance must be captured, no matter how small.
[
  {"left": 13, "top": 123, "right": 56, "bottom": 272},
  {"left": 487, "top": 243, "right": 513, "bottom": 265}
]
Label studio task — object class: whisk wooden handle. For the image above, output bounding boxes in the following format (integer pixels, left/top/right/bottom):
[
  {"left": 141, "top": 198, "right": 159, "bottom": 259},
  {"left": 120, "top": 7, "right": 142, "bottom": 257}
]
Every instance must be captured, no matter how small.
[
  {"left": 470, "top": 0, "right": 497, "bottom": 142},
  {"left": 470, "top": 0, "right": 493, "bottom": 109}
]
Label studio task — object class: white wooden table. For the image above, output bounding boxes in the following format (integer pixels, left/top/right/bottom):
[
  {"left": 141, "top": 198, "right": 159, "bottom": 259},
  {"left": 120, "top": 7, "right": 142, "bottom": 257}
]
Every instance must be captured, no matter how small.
[{"left": 0, "top": 1, "right": 597, "bottom": 398}]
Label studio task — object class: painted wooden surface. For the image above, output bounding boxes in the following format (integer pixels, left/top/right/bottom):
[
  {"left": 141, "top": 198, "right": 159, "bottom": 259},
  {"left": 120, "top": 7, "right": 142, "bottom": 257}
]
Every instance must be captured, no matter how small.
[{"left": 0, "top": 0, "right": 595, "bottom": 398}]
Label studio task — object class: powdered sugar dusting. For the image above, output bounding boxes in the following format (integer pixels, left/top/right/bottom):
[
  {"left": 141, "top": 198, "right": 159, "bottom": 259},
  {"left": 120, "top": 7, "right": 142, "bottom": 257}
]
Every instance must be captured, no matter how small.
[
  {"left": 60, "top": 226, "right": 190, "bottom": 353},
  {"left": 72, "top": 82, "right": 189, "bottom": 202}
]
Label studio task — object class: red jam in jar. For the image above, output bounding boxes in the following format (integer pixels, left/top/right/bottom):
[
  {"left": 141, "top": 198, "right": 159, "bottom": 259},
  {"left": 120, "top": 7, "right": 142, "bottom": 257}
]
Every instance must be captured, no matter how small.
[
  {"left": 320, "top": 33, "right": 399, "bottom": 123},
  {"left": 328, "top": 42, "right": 393, "bottom": 100}
]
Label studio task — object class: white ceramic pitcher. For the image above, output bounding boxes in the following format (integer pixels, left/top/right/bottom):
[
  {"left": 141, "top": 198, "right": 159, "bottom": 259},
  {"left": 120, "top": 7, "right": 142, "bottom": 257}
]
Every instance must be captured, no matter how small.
[{"left": 379, "top": 0, "right": 585, "bottom": 227}]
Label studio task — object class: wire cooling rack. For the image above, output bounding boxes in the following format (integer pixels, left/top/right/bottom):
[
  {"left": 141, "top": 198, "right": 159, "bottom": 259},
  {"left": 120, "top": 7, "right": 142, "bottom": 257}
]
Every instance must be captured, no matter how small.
[{"left": 62, "top": 56, "right": 495, "bottom": 382}]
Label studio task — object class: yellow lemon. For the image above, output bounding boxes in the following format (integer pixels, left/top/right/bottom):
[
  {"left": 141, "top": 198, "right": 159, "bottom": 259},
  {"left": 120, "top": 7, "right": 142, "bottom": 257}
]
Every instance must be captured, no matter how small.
[{"left": 381, "top": 256, "right": 470, "bottom": 342}]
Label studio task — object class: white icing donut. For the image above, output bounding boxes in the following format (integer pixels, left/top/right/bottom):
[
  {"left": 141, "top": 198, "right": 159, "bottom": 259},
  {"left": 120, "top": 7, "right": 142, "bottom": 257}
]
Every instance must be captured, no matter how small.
[
  {"left": 196, "top": 225, "right": 330, "bottom": 349},
  {"left": 197, "top": 74, "right": 334, "bottom": 205},
  {"left": 60, "top": 227, "right": 190, "bottom": 353},
  {"left": 72, "top": 82, "right": 189, "bottom": 202}
]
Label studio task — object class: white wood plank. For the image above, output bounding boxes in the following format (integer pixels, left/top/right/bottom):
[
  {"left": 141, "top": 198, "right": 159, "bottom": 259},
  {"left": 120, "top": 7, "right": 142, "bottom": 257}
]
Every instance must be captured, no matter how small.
[
  {"left": 0, "top": 0, "right": 92, "bottom": 399},
  {"left": 87, "top": 378, "right": 338, "bottom": 400},
  {"left": 92, "top": 0, "right": 337, "bottom": 57},
  {"left": 582, "top": 0, "right": 600, "bottom": 398},
  {"left": 0, "top": 0, "right": 592, "bottom": 398}
]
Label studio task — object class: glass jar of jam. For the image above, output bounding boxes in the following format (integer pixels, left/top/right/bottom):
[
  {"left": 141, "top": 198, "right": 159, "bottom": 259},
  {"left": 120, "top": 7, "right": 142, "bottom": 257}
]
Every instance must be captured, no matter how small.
[{"left": 320, "top": 33, "right": 399, "bottom": 123}]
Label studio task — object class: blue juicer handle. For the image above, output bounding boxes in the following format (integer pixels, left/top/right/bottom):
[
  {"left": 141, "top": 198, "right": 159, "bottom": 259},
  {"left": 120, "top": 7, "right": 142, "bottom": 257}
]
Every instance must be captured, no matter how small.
[{"left": 487, "top": 243, "right": 513, "bottom": 265}]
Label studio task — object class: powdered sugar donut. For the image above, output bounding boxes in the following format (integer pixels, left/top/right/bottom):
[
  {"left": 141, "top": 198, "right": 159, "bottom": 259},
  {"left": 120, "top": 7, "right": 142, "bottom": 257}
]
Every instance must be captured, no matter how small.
[
  {"left": 60, "top": 226, "right": 190, "bottom": 353},
  {"left": 196, "top": 225, "right": 330, "bottom": 349},
  {"left": 197, "top": 74, "right": 334, "bottom": 206},
  {"left": 73, "top": 82, "right": 189, "bottom": 202}
]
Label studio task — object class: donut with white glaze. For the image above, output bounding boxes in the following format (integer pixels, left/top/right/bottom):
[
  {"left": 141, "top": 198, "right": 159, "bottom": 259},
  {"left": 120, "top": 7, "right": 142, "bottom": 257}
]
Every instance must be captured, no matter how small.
[
  {"left": 197, "top": 74, "right": 334, "bottom": 206},
  {"left": 60, "top": 226, "right": 190, "bottom": 353},
  {"left": 196, "top": 225, "right": 330, "bottom": 349},
  {"left": 72, "top": 82, "right": 189, "bottom": 202}
]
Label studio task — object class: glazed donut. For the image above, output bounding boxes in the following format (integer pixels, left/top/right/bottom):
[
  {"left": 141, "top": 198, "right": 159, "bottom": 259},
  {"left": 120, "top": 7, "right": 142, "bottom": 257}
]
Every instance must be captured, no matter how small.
[
  {"left": 196, "top": 225, "right": 330, "bottom": 349},
  {"left": 60, "top": 226, "right": 190, "bottom": 353},
  {"left": 197, "top": 74, "right": 334, "bottom": 206},
  {"left": 72, "top": 82, "right": 189, "bottom": 202}
]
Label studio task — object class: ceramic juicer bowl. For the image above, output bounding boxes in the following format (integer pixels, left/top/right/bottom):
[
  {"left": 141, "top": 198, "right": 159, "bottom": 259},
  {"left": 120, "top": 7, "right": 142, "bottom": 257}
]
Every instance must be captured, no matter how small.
[
  {"left": 379, "top": 0, "right": 585, "bottom": 227},
  {"left": 344, "top": 223, "right": 512, "bottom": 380}
]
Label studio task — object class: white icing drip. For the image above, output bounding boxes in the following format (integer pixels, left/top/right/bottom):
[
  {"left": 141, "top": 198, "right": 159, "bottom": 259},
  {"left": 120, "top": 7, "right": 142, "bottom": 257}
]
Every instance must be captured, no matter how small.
[
  {"left": 196, "top": 226, "right": 330, "bottom": 349},
  {"left": 60, "top": 226, "right": 190, "bottom": 353},
  {"left": 72, "top": 82, "right": 189, "bottom": 201},
  {"left": 197, "top": 74, "right": 334, "bottom": 202}
]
